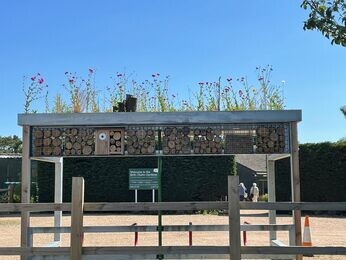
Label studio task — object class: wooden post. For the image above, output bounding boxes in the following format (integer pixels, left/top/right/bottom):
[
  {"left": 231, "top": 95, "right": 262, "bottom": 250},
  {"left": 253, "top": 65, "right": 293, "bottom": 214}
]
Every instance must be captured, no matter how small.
[
  {"left": 70, "top": 177, "right": 84, "bottom": 260},
  {"left": 267, "top": 159, "right": 277, "bottom": 242},
  {"left": 228, "top": 175, "right": 241, "bottom": 260},
  {"left": 8, "top": 184, "right": 14, "bottom": 203},
  {"left": 290, "top": 122, "right": 302, "bottom": 260},
  {"left": 54, "top": 158, "right": 63, "bottom": 242},
  {"left": 21, "top": 125, "right": 31, "bottom": 260}
]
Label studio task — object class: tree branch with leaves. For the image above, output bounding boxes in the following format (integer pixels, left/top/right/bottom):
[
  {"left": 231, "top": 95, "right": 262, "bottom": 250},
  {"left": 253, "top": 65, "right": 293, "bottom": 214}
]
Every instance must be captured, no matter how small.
[{"left": 301, "top": 0, "right": 346, "bottom": 46}]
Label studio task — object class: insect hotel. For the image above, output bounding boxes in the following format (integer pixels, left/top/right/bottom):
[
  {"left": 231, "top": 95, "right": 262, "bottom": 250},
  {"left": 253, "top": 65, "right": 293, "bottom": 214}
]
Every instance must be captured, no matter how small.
[{"left": 16, "top": 110, "right": 305, "bottom": 259}]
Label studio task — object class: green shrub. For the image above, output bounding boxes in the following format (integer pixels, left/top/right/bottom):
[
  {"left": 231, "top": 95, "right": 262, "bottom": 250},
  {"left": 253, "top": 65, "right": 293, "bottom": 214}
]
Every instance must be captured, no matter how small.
[
  {"left": 276, "top": 142, "right": 346, "bottom": 202},
  {"left": 259, "top": 193, "right": 268, "bottom": 202},
  {"left": 37, "top": 156, "right": 236, "bottom": 203}
]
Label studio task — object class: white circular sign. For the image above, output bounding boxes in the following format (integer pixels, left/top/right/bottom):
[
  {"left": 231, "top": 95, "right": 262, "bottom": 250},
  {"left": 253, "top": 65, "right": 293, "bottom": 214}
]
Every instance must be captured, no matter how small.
[{"left": 98, "top": 132, "right": 107, "bottom": 140}]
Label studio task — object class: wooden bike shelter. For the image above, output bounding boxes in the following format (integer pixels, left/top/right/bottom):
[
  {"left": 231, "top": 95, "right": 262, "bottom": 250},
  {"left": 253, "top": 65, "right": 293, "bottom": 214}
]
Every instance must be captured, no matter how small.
[{"left": 18, "top": 110, "right": 302, "bottom": 258}]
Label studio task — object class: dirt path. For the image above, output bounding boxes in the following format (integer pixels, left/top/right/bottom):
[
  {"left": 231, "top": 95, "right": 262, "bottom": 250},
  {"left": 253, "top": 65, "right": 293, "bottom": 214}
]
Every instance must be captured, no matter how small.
[{"left": 0, "top": 211, "right": 345, "bottom": 259}]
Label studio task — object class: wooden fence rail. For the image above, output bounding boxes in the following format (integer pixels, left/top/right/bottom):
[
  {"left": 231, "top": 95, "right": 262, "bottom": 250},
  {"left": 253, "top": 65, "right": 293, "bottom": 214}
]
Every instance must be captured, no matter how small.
[
  {"left": 29, "top": 224, "right": 294, "bottom": 234},
  {"left": 1, "top": 201, "right": 345, "bottom": 213}
]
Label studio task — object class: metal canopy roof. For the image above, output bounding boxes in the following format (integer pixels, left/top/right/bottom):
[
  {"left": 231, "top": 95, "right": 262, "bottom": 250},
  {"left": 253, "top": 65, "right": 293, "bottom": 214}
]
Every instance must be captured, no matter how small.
[{"left": 18, "top": 110, "right": 301, "bottom": 126}]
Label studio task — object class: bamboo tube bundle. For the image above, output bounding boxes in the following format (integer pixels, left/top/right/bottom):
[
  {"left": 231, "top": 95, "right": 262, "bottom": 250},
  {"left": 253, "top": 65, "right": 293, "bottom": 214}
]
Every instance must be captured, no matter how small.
[
  {"left": 162, "top": 126, "right": 191, "bottom": 155},
  {"left": 256, "top": 125, "right": 286, "bottom": 153},
  {"left": 109, "top": 129, "right": 124, "bottom": 154},
  {"left": 63, "top": 128, "right": 95, "bottom": 156},
  {"left": 126, "top": 129, "right": 156, "bottom": 155},
  {"left": 224, "top": 133, "right": 254, "bottom": 154},
  {"left": 193, "top": 127, "right": 222, "bottom": 154}
]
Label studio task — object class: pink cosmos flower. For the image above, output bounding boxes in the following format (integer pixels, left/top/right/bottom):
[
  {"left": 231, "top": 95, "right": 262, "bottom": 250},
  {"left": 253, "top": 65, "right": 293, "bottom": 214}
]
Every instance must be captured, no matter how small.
[
  {"left": 31, "top": 76, "right": 36, "bottom": 81},
  {"left": 38, "top": 78, "right": 44, "bottom": 84}
]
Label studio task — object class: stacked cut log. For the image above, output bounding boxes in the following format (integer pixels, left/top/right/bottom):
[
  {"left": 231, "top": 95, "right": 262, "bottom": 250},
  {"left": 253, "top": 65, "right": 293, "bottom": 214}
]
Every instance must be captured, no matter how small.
[
  {"left": 109, "top": 129, "right": 124, "bottom": 154},
  {"left": 193, "top": 128, "right": 222, "bottom": 154},
  {"left": 162, "top": 126, "right": 191, "bottom": 155},
  {"left": 63, "top": 128, "right": 95, "bottom": 156},
  {"left": 126, "top": 129, "right": 156, "bottom": 155},
  {"left": 33, "top": 128, "right": 63, "bottom": 156},
  {"left": 224, "top": 134, "right": 254, "bottom": 154},
  {"left": 256, "top": 126, "right": 285, "bottom": 153}
]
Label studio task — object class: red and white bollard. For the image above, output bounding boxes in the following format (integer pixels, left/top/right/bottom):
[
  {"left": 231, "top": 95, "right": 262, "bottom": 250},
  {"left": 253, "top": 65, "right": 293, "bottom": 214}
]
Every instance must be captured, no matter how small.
[
  {"left": 132, "top": 223, "right": 138, "bottom": 246},
  {"left": 243, "top": 221, "right": 250, "bottom": 246},
  {"left": 189, "top": 222, "right": 192, "bottom": 246}
]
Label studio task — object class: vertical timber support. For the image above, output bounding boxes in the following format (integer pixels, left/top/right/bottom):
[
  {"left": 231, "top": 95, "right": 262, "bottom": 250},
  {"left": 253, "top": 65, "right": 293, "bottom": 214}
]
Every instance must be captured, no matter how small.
[
  {"left": 70, "top": 177, "right": 85, "bottom": 260},
  {"left": 228, "top": 175, "right": 241, "bottom": 260},
  {"left": 157, "top": 129, "right": 163, "bottom": 258},
  {"left": 54, "top": 157, "right": 63, "bottom": 243},
  {"left": 267, "top": 159, "right": 277, "bottom": 242},
  {"left": 21, "top": 125, "right": 31, "bottom": 260},
  {"left": 290, "top": 122, "right": 302, "bottom": 260}
]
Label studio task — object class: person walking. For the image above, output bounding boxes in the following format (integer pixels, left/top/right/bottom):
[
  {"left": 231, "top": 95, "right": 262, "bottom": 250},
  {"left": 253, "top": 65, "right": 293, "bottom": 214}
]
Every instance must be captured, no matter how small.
[
  {"left": 239, "top": 182, "right": 247, "bottom": 201},
  {"left": 250, "top": 183, "right": 259, "bottom": 202}
]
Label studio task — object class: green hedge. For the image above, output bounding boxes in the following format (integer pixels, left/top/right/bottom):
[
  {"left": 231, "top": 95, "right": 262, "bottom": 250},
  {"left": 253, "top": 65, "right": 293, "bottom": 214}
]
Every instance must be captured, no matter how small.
[
  {"left": 37, "top": 156, "right": 235, "bottom": 202},
  {"left": 276, "top": 142, "right": 346, "bottom": 202}
]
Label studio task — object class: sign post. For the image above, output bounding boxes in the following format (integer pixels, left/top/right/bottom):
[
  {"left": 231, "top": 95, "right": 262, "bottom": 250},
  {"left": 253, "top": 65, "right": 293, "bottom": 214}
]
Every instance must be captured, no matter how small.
[{"left": 129, "top": 168, "right": 158, "bottom": 203}]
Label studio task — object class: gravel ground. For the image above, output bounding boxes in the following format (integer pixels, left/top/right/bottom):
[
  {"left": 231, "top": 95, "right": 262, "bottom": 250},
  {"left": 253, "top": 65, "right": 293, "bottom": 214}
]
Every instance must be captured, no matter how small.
[{"left": 0, "top": 211, "right": 345, "bottom": 259}]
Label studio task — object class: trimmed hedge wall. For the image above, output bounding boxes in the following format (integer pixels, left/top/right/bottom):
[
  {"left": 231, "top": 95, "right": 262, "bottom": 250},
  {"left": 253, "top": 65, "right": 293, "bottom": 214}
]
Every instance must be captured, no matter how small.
[
  {"left": 37, "top": 156, "right": 235, "bottom": 202},
  {"left": 276, "top": 142, "right": 346, "bottom": 202}
]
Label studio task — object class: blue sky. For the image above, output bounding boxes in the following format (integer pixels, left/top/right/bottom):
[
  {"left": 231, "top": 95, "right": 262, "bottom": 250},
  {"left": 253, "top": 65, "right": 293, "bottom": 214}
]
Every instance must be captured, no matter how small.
[{"left": 0, "top": 0, "right": 345, "bottom": 143}]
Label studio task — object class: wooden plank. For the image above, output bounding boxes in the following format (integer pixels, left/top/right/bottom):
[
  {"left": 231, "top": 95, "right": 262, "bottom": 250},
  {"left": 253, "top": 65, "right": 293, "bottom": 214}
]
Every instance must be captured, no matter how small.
[
  {"left": 70, "top": 177, "right": 84, "bottom": 260},
  {"left": 83, "top": 201, "right": 228, "bottom": 211},
  {"left": 267, "top": 159, "right": 277, "bottom": 242},
  {"left": 241, "top": 246, "right": 346, "bottom": 255},
  {"left": 21, "top": 125, "right": 31, "bottom": 260},
  {"left": 30, "top": 224, "right": 293, "bottom": 234},
  {"left": 228, "top": 175, "right": 241, "bottom": 259},
  {"left": 289, "top": 226, "right": 296, "bottom": 246},
  {"left": 290, "top": 121, "right": 302, "bottom": 260},
  {"left": 95, "top": 129, "right": 109, "bottom": 155},
  {"left": 0, "top": 203, "right": 71, "bottom": 212},
  {"left": 31, "top": 157, "right": 63, "bottom": 163},
  {"left": 239, "top": 202, "right": 346, "bottom": 211},
  {"left": 1, "top": 201, "right": 345, "bottom": 213},
  {"left": 0, "top": 247, "right": 70, "bottom": 255},
  {"left": 271, "top": 240, "right": 287, "bottom": 247},
  {"left": 54, "top": 158, "right": 63, "bottom": 242},
  {"left": 18, "top": 110, "right": 302, "bottom": 126},
  {"left": 1, "top": 246, "right": 346, "bottom": 256}
]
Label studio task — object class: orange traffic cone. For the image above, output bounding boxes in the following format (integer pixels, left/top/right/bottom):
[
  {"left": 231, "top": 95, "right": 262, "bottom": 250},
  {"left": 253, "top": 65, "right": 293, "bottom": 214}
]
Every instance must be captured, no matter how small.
[
  {"left": 303, "top": 215, "right": 312, "bottom": 246},
  {"left": 302, "top": 215, "right": 313, "bottom": 257}
]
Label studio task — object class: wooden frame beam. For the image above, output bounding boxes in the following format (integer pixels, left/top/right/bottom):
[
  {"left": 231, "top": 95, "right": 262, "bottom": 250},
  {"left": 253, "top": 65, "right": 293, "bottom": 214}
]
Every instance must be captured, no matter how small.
[
  {"left": 20, "top": 125, "right": 31, "bottom": 260},
  {"left": 290, "top": 122, "right": 302, "bottom": 260},
  {"left": 18, "top": 110, "right": 302, "bottom": 126}
]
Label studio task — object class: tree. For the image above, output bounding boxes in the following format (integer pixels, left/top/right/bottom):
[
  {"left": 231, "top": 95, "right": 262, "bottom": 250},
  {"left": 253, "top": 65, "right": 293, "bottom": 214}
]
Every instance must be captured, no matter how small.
[
  {"left": 341, "top": 105, "right": 346, "bottom": 116},
  {"left": 0, "top": 135, "right": 22, "bottom": 154},
  {"left": 301, "top": 0, "right": 346, "bottom": 46}
]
